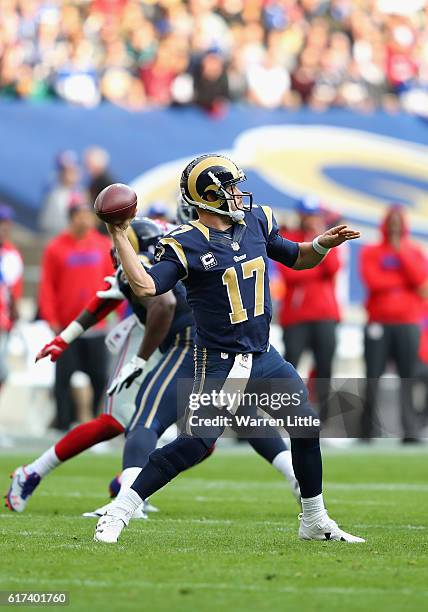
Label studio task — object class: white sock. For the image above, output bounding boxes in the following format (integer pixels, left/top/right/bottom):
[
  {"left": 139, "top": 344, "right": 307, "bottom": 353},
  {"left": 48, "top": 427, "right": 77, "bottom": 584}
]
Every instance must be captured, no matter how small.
[
  {"left": 110, "top": 489, "right": 143, "bottom": 524},
  {"left": 301, "top": 493, "right": 327, "bottom": 524},
  {"left": 272, "top": 450, "right": 296, "bottom": 484},
  {"left": 26, "top": 447, "right": 60, "bottom": 478},
  {"left": 118, "top": 467, "right": 142, "bottom": 497}
]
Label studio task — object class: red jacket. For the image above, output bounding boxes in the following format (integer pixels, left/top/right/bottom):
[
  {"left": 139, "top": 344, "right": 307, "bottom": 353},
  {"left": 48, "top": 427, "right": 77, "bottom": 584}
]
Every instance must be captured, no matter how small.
[
  {"left": 360, "top": 208, "right": 427, "bottom": 324},
  {"left": 0, "top": 241, "right": 23, "bottom": 331},
  {"left": 277, "top": 229, "right": 341, "bottom": 327},
  {"left": 39, "top": 229, "right": 113, "bottom": 330},
  {"left": 419, "top": 303, "right": 428, "bottom": 364}
]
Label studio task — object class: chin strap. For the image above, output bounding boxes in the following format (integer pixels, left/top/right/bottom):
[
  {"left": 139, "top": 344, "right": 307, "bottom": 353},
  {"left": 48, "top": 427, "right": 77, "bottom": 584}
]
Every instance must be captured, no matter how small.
[{"left": 187, "top": 199, "right": 245, "bottom": 222}]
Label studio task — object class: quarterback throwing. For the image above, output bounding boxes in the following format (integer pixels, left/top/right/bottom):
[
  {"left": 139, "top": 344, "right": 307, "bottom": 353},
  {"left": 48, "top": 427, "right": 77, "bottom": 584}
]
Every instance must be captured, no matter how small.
[{"left": 94, "top": 154, "right": 363, "bottom": 544}]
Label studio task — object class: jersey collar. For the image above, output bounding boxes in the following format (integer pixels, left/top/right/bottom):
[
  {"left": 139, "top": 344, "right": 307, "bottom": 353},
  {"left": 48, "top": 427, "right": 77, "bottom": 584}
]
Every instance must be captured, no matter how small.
[{"left": 189, "top": 218, "right": 246, "bottom": 244}]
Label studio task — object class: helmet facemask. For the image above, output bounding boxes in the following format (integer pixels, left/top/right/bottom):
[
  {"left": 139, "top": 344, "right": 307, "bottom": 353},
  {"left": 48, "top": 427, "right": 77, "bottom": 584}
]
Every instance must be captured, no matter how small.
[{"left": 206, "top": 170, "right": 253, "bottom": 223}]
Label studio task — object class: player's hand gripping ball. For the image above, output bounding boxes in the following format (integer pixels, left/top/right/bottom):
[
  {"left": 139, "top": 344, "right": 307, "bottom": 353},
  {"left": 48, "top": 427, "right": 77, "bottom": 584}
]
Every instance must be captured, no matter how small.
[{"left": 94, "top": 183, "right": 137, "bottom": 225}]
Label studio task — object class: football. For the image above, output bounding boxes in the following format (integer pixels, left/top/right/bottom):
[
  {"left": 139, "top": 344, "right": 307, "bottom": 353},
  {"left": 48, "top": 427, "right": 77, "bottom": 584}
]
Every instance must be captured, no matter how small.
[{"left": 94, "top": 183, "right": 137, "bottom": 224}]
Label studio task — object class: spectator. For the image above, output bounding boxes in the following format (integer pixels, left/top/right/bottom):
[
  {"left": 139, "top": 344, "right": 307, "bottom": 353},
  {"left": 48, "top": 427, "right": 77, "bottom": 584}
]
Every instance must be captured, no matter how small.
[
  {"left": 226, "top": 49, "right": 248, "bottom": 102},
  {"left": 193, "top": 52, "right": 230, "bottom": 114},
  {"left": 359, "top": 205, "right": 428, "bottom": 442},
  {"left": 39, "top": 150, "right": 81, "bottom": 237},
  {"left": 84, "top": 147, "right": 116, "bottom": 205},
  {"left": 53, "top": 40, "right": 100, "bottom": 108},
  {"left": 39, "top": 200, "right": 113, "bottom": 431},
  {"left": 140, "top": 42, "right": 177, "bottom": 106},
  {"left": 246, "top": 48, "right": 291, "bottom": 109},
  {"left": 0, "top": 205, "right": 23, "bottom": 393},
  {"left": 100, "top": 68, "right": 146, "bottom": 110},
  {"left": 291, "top": 48, "right": 319, "bottom": 104},
  {"left": 277, "top": 196, "right": 341, "bottom": 421}
]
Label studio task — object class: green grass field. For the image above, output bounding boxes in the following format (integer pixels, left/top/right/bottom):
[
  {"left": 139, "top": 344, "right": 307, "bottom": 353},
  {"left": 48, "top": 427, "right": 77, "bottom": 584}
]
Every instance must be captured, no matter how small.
[{"left": 0, "top": 448, "right": 427, "bottom": 611}]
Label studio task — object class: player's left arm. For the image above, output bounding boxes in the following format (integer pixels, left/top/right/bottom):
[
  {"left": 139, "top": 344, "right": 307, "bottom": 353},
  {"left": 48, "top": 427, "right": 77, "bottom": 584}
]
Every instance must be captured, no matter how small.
[
  {"left": 265, "top": 207, "right": 359, "bottom": 269},
  {"left": 293, "top": 225, "right": 360, "bottom": 270}
]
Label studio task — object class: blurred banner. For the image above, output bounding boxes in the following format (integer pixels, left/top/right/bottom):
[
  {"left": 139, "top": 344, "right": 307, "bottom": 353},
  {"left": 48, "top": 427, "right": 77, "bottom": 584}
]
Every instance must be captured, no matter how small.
[{"left": 2, "top": 102, "right": 428, "bottom": 236}]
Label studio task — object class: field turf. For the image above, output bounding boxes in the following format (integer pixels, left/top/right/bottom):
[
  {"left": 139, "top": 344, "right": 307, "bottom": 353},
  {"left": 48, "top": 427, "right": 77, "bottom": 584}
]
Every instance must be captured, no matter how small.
[{"left": 0, "top": 448, "right": 427, "bottom": 611}]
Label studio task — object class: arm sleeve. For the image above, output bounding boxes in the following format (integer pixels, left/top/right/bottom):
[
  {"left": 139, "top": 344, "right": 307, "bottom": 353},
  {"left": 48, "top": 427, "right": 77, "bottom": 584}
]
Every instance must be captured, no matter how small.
[
  {"left": 266, "top": 211, "right": 299, "bottom": 268},
  {"left": 78, "top": 283, "right": 122, "bottom": 327},
  {"left": 148, "top": 261, "right": 183, "bottom": 295}
]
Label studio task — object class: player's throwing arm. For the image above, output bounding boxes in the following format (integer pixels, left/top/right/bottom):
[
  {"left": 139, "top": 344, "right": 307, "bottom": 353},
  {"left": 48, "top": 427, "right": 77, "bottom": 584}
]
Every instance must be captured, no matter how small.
[
  {"left": 108, "top": 225, "right": 157, "bottom": 297},
  {"left": 93, "top": 184, "right": 157, "bottom": 297}
]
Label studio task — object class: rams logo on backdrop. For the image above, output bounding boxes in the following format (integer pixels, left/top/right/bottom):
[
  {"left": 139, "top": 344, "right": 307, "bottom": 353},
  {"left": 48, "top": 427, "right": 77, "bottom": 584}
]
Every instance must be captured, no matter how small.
[{"left": 131, "top": 125, "right": 428, "bottom": 241}]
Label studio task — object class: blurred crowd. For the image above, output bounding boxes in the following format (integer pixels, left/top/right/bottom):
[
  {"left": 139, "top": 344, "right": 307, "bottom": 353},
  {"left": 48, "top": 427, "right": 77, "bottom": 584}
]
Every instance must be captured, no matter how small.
[{"left": 1, "top": 0, "right": 428, "bottom": 114}]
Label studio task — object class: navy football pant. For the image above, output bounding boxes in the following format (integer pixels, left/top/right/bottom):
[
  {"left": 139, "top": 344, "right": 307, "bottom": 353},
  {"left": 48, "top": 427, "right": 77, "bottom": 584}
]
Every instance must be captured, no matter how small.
[
  {"left": 123, "top": 335, "right": 289, "bottom": 471},
  {"left": 131, "top": 345, "right": 322, "bottom": 500}
]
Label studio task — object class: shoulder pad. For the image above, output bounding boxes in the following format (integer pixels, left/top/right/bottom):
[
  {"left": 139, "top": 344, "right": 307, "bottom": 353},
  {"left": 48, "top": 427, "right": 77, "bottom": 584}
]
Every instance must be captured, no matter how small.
[
  {"left": 166, "top": 221, "right": 210, "bottom": 242},
  {"left": 259, "top": 205, "right": 273, "bottom": 235},
  {"left": 156, "top": 235, "right": 189, "bottom": 274},
  {"left": 166, "top": 224, "right": 194, "bottom": 238}
]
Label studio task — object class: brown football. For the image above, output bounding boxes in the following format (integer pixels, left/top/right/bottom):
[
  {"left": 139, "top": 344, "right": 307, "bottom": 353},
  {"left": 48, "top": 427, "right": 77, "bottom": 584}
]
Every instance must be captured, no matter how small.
[{"left": 94, "top": 183, "right": 138, "bottom": 224}]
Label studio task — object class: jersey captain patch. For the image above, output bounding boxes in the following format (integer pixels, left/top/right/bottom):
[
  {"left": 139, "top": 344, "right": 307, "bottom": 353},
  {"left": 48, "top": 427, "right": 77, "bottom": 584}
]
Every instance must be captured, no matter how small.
[{"left": 200, "top": 252, "right": 217, "bottom": 270}]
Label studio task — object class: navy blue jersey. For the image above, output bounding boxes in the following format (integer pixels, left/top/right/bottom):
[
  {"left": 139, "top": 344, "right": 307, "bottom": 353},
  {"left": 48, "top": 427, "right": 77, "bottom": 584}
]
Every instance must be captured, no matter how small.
[
  {"left": 118, "top": 260, "right": 194, "bottom": 353},
  {"left": 148, "top": 206, "right": 299, "bottom": 353}
]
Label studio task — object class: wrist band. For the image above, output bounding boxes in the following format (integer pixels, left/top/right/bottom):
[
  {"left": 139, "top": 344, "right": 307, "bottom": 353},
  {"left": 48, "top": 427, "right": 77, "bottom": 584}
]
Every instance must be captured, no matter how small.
[
  {"left": 312, "top": 235, "right": 330, "bottom": 256},
  {"left": 60, "top": 321, "right": 84, "bottom": 344}
]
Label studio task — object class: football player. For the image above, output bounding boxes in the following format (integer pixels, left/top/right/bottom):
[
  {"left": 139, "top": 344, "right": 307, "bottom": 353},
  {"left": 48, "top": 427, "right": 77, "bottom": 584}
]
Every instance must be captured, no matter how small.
[
  {"left": 95, "top": 154, "right": 364, "bottom": 544},
  {"left": 86, "top": 204, "right": 301, "bottom": 516}
]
